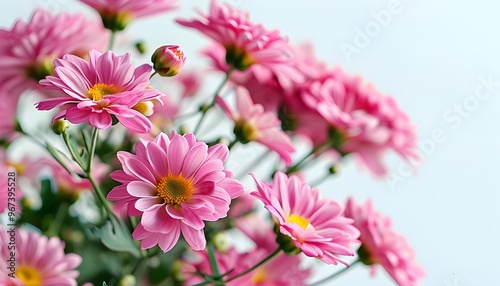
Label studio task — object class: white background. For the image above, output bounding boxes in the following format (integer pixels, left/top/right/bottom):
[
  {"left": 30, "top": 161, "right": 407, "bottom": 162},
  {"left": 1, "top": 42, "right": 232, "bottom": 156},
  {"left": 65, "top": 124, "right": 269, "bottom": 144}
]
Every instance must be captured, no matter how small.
[{"left": 1, "top": 0, "right": 500, "bottom": 285}]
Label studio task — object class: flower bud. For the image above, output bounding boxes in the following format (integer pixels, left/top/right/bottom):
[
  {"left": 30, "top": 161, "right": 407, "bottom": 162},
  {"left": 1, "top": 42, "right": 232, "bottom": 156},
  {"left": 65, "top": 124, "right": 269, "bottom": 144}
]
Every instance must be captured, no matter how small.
[
  {"left": 52, "top": 119, "right": 70, "bottom": 135},
  {"left": 151, "top": 45, "right": 186, "bottom": 77}
]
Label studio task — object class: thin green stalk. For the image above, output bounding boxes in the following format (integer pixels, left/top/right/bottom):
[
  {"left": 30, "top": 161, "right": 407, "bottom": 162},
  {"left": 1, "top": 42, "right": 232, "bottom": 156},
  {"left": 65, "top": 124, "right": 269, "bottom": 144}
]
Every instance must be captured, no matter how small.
[
  {"left": 224, "top": 247, "right": 281, "bottom": 283},
  {"left": 46, "top": 202, "right": 69, "bottom": 237},
  {"left": 109, "top": 31, "right": 116, "bottom": 50},
  {"left": 149, "top": 71, "right": 158, "bottom": 80},
  {"left": 227, "top": 138, "right": 238, "bottom": 150},
  {"left": 193, "top": 69, "right": 233, "bottom": 135},
  {"left": 310, "top": 259, "right": 360, "bottom": 286},
  {"left": 286, "top": 140, "right": 332, "bottom": 175},
  {"left": 85, "top": 128, "right": 98, "bottom": 172},
  {"left": 207, "top": 244, "right": 225, "bottom": 285}
]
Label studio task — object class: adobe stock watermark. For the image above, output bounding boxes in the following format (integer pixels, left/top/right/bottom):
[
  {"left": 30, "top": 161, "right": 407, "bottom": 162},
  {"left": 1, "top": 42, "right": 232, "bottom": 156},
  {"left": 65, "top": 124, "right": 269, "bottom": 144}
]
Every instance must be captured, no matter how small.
[
  {"left": 386, "top": 75, "right": 499, "bottom": 191},
  {"left": 339, "top": 0, "right": 403, "bottom": 62}
]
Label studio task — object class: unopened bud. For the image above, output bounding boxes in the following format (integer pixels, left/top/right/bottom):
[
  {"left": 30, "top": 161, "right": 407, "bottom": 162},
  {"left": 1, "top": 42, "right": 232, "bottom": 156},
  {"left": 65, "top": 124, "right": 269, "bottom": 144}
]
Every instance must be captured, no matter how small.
[
  {"left": 151, "top": 45, "right": 186, "bottom": 77},
  {"left": 52, "top": 119, "right": 70, "bottom": 135},
  {"left": 135, "top": 41, "right": 147, "bottom": 54}
]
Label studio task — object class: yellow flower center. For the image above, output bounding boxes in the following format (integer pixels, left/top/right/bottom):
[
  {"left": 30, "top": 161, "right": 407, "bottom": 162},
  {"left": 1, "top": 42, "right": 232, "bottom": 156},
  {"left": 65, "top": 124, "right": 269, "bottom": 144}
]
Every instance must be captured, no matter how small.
[
  {"left": 234, "top": 120, "right": 259, "bottom": 144},
  {"left": 132, "top": 101, "right": 154, "bottom": 116},
  {"left": 251, "top": 269, "right": 267, "bottom": 283},
  {"left": 88, "top": 83, "right": 118, "bottom": 101},
  {"left": 287, "top": 214, "right": 309, "bottom": 230},
  {"left": 16, "top": 265, "right": 42, "bottom": 286},
  {"left": 156, "top": 174, "right": 194, "bottom": 206},
  {"left": 6, "top": 162, "right": 24, "bottom": 175}
]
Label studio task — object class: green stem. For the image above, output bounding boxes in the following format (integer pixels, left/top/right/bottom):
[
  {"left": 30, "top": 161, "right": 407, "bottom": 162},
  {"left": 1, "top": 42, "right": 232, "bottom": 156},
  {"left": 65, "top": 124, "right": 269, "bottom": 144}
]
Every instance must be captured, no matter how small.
[
  {"left": 109, "top": 31, "right": 116, "bottom": 50},
  {"left": 309, "top": 259, "right": 360, "bottom": 286},
  {"left": 149, "top": 71, "right": 158, "bottom": 80},
  {"left": 285, "top": 140, "right": 332, "bottom": 175},
  {"left": 224, "top": 247, "right": 281, "bottom": 283},
  {"left": 85, "top": 128, "right": 98, "bottom": 172},
  {"left": 227, "top": 138, "right": 238, "bottom": 150},
  {"left": 46, "top": 202, "right": 69, "bottom": 237},
  {"left": 193, "top": 69, "right": 233, "bottom": 135},
  {"left": 207, "top": 244, "right": 225, "bottom": 285}
]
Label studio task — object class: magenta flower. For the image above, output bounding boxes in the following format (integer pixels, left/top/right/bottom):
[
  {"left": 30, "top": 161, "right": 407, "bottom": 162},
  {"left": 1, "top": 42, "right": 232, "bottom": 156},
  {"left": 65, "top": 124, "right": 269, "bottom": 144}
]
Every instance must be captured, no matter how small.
[
  {"left": 251, "top": 171, "right": 360, "bottom": 265},
  {"left": 177, "top": 0, "right": 302, "bottom": 88},
  {"left": 345, "top": 198, "right": 425, "bottom": 285},
  {"left": 151, "top": 45, "right": 186, "bottom": 77},
  {"left": 36, "top": 50, "right": 164, "bottom": 133},
  {"left": 0, "top": 226, "right": 82, "bottom": 286},
  {"left": 297, "top": 68, "right": 419, "bottom": 176},
  {"left": 216, "top": 88, "right": 295, "bottom": 166},
  {"left": 107, "top": 131, "right": 244, "bottom": 252},
  {"left": 0, "top": 9, "right": 108, "bottom": 96},
  {"left": 80, "top": 0, "right": 177, "bottom": 31}
]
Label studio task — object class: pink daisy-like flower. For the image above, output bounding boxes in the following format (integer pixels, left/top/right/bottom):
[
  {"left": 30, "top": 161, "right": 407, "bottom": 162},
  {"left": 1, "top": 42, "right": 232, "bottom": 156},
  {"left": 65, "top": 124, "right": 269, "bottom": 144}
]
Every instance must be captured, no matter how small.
[
  {"left": 0, "top": 226, "right": 82, "bottom": 286},
  {"left": 297, "top": 67, "right": 419, "bottom": 176},
  {"left": 177, "top": 0, "right": 302, "bottom": 88},
  {"left": 36, "top": 50, "right": 164, "bottom": 133},
  {"left": 216, "top": 88, "right": 295, "bottom": 166},
  {"left": 0, "top": 89, "right": 21, "bottom": 142},
  {"left": 0, "top": 9, "right": 108, "bottom": 96},
  {"left": 251, "top": 171, "right": 360, "bottom": 265},
  {"left": 345, "top": 198, "right": 425, "bottom": 285},
  {"left": 80, "top": 0, "right": 177, "bottom": 31},
  {"left": 107, "top": 131, "right": 244, "bottom": 252}
]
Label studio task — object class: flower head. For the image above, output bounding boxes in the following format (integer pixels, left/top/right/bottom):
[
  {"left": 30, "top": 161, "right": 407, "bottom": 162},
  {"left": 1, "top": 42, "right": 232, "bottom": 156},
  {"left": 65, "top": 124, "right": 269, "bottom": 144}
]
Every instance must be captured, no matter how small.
[
  {"left": 251, "top": 171, "right": 359, "bottom": 265},
  {"left": 0, "top": 226, "right": 82, "bottom": 286},
  {"left": 36, "top": 50, "right": 164, "bottom": 133},
  {"left": 151, "top": 45, "right": 186, "bottom": 77},
  {"left": 107, "top": 131, "right": 244, "bottom": 252},
  {"left": 177, "top": 0, "right": 302, "bottom": 88},
  {"left": 345, "top": 198, "right": 425, "bottom": 285},
  {"left": 0, "top": 9, "right": 108, "bottom": 96},
  {"left": 216, "top": 88, "right": 295, "bottom": 166},
  {"left": 296, "top": 68, "right": 419, "bottom": 176},
  {"left": 80, "top": 0, "right": 177, "bottom": 31}
]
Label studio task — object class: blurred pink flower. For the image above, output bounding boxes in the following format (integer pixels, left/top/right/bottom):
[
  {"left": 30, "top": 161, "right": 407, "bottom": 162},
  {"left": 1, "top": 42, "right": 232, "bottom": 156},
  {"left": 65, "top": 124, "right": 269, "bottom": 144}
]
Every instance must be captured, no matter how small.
[
  {"left": 177, "top": 0, "right": 302, "bottom": 88},
  {"left": 216, "top": 88, "right": 295, "bottom": 166},
  {"left": 36, "top": 50, "right": 164, "bottom": 133},
  {"left": 0, "top": 226, "right": 82, "bottom": 286},
  {"left": 182, "top": 247, "right": 311, "bottom": 286},
  {"left": 296, "top": 68, "right": 419, "bottom": 176},
  {"left": 148, "top": 95, "right": 180, "bottom": 137},
  {"left": 0, "top": 89, "right": 21, "bottom": 142},
  {"left": 175, "top": 70, "right": 202, "bottom": 99},
  {"left": 345, "top": 198, "right": 425, "bottom": 285},
  {"left": 251, "top": 171, "right": 359, "bottom": 265},
  {"left": 80, "top": 0, "right": 177, "bottom": 30},
  {"left": 107, "top": 131, "right": 244, "bottom": 252},
  {"left": 0, "top": 9, "right": 108, "bottom": 96}
]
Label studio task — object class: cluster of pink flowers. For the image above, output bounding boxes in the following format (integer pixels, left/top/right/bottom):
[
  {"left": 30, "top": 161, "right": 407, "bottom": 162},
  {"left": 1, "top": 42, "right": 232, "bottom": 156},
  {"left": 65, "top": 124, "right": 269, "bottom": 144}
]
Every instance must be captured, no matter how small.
[{"left": 0, "top": 0, "right": 427, "bottom": 285}]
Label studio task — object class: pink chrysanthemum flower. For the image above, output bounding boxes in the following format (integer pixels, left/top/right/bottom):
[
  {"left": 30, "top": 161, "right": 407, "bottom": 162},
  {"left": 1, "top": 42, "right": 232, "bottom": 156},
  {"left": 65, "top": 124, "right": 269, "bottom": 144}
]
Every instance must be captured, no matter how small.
[
  {"left": 297, "top": 68, "right": 419, "bottom": 176},
  {"left": 107, "top": 131, "right": 244, "bottom": 252},
  {"left": 251, "top": 171, "right": 360, "bottom": 265},
  {"left": 216, "top": 88, "right": 295, "bottom": 166},
  {"left": 0, "top": 226, "right": 82, "bottom": 286},
  {"left": 0, "top": 9, "right": 108, "bottom": 96},
  {"left": 0, "top": 89, "right": 21, "bottom": 142},
  {"left": 345, "top": 198, "right": 425, "bottom": 285},
  {"left": 80, "top": 0, "right": 177, "bottom": 31},
  {"left": 177, "top": 0, "right": 302, "bottom": 88},
  {"left": 36, "top": 50, "right": 164, "bottom": 133}
]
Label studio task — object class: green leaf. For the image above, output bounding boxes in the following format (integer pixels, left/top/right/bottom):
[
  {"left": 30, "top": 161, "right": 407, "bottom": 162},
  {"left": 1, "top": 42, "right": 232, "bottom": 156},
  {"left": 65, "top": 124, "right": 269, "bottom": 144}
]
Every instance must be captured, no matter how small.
[{"left": 91, "top": 216, "right": 141, "bottom": 258}]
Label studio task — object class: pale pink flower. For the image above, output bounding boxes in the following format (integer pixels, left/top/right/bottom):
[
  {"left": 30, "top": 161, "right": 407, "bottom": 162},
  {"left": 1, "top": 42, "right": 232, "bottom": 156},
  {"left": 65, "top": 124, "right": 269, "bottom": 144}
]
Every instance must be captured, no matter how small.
[
  {"left": 0, "top": 226, "right": 82, "bottom": 286},
  {"left": 182, "top": 247, "right": 311, "bottom": 286},
  {"left": 36, "top": 50, "right": 164, "bottom": 133},
  {"left": 251, "top": 171, "right": 360, "bottom": 265},
  {"left": 0, "top": 89, "right": 21, "bottom": 142},
  {"left": 147, "top": 95, "right": 179, "bottom": 137},
  {"left": 345, "top": 198, "right": 425, "bottom": 285},
  {"left": 80, "top": 0, "right": 177, "bottom": 30},
  {"left": 0, "top": 9, "right": 108, "bottom": 96},
  {"left": 38, "top": 156, "right": 108, "bottom": 195},
  {"left": 176, "top": 70, "right": 202, "bottom": 99},
  {"left": 107, "top": 131, "right": 244, "bottom": 252},
  {"left": 216, "top": 88, "right": 295, "bottom": 166},
  {"left": 297, "top": 68, "right": 419, "bottom": 176},
  {"left": 177, "top": 0, "right": 302, "bottom": 88}
]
